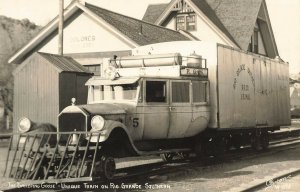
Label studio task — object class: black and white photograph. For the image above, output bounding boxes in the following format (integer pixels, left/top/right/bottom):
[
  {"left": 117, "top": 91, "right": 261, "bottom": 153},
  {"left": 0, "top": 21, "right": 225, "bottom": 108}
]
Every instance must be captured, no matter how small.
[{"left": 0, "top": 0, "right": 299, "bottom": 191}]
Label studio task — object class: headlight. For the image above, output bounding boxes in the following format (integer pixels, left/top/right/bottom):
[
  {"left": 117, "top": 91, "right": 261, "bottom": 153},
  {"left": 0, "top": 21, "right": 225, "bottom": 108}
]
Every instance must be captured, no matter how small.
[
  {"left": 91, "top": 115, "right": 105, "bottom": 131},
  {"left": 18, "top": 117, "right": 32, "bottom": 133}
]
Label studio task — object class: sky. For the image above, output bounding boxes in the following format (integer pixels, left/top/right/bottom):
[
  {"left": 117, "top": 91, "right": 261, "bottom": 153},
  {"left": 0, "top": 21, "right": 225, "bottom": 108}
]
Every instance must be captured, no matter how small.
[{"left": 0, "top": 0, "right": 299, "bottom": 74}]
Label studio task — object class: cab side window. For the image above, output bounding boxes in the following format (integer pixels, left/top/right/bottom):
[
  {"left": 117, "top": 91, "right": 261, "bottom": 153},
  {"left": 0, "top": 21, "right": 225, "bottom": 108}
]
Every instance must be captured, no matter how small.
[
  {"left": 192, "top": 81, "right": 207, "bottom": 102},
  {"left": 171, "top": 81, "right": 190, "bottom": 103},
  {"left": 146, "top": 81, "right": 167, "bottom": 102}
]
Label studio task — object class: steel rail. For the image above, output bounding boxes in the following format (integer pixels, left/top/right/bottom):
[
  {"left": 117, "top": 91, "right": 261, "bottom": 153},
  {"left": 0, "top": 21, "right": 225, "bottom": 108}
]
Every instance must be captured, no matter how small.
[{"left": 2, "top": 136, "right": 300, "bottom": 192}]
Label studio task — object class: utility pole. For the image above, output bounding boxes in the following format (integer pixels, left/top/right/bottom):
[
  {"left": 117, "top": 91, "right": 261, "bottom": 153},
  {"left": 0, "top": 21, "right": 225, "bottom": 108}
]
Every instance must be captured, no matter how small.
[{"left": 58, "top": 0, "right": 64, "bottom": 56}]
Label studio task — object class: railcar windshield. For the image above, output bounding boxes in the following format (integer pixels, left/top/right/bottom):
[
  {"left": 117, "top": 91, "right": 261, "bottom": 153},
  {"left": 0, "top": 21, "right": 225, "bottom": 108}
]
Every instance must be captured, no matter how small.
[{"left": 88, "top": 82, "right": 139, "bottom": 103}]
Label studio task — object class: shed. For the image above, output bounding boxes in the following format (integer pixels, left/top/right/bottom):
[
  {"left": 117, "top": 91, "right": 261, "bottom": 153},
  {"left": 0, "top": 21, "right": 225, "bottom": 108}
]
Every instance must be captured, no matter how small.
[{"left": 13, "top": 52, "right": 93, "bottom": 130}]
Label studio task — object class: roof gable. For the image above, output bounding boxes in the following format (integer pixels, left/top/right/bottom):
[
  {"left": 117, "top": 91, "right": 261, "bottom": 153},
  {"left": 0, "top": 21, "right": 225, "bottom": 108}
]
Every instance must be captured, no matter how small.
[
  {"left": 204, "top": 0, "right": 262, "bottom": 50},
  {"left": 189, "top": 0, "right": 238, "bottom": 46},
  {"left": 38, "top": 52, "right": 91, "bottom": 73},
  {"left": 152, "top": 0, "right": 239, "bottom": 47},
  {"left": 13, "top": 52, "right": 91, "bottom": 75},
  {"left": 146, "top": 0, "right": 277, "bottom": 54},
  {"left": 9, "top": 2, "right": 190, "bottom": 64},
  {"left": 38, "top": 10, "right": 134, "bottom": 54},
  {"left": 142, "top": 3, "right": 169, "bottom": 23},
  {"left": 85, "top": 3, "right": 190, "bottom": 46}
]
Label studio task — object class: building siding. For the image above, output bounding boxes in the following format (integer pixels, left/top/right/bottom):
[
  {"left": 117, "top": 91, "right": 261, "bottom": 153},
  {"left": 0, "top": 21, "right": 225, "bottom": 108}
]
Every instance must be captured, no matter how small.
[
  {"left": 13, "top": 55, "right": 59, "bottom": 131},
  {"left": 38, "top": 11, "right": 133, "bottom": 55}
]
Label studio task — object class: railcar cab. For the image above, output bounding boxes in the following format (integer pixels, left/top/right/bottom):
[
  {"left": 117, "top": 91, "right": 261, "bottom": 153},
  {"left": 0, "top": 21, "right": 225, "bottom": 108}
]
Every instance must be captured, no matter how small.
[{"left": 84, "top": 53, "right": 210, "bottom": 150}]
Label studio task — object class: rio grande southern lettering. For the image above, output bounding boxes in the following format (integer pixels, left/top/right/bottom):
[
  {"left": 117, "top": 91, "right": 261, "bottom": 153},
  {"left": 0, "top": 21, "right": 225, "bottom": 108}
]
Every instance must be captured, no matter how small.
[{"left": 233, "top": 64, "right": 255, "bottom": 101}]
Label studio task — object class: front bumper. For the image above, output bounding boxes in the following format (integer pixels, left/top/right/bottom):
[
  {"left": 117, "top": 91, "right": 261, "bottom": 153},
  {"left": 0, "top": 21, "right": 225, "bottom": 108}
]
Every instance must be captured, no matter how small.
[{"left": 5, "top": 131, "right": 103, "bottom": 180}]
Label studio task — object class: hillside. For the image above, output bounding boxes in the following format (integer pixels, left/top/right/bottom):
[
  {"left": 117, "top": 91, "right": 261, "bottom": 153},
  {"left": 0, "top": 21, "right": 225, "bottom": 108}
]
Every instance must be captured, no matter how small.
[
  {"left": 0, "top": 16, "right": 41, "bottom": 82},
  {"left": 0, "top": 16, "right": 41, "bottom": 126}
]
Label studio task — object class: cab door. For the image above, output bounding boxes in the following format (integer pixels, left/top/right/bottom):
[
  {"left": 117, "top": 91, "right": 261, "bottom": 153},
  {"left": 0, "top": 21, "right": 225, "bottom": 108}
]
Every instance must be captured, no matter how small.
[
  {"left": 168, "top": 80, "right": 193, "bottom": 138},
  {"left": 139, "top": 79, "right": 170, "bottom": 139}
]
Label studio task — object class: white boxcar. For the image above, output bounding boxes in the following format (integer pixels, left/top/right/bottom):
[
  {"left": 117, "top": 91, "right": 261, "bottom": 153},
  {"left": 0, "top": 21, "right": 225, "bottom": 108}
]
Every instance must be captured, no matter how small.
[{"left": 133, "top": 41, "right": 290, "bottom": 130}]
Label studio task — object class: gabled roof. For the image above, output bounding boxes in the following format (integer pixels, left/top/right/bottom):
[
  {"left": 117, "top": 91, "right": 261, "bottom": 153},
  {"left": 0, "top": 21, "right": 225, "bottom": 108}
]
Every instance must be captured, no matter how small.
[
  {"left": 142, "top": 3, "right": 169, "bottom": 23},
  {"left": 9, "top": 2, "right": 190, "bottom": 64},
  {"left": 13, "top": 52, "right": 92, "bottom": 75},
  {"left": 85, "top": 3, "right": 189, "bottom": 46},
  {"left": 143, "top": 0, "right": 277, "bottom": 53},
  {"left": 203, "top": 0, "right": 263, "bottom": 50},
  {"left": 189, "top": 0, "right": 238, "bottom": 47},
  {"left": 142, "top": 1, "right": 236, "bottom": 46},
  {"left": 38, "top": 52, "right": 91, "bottom": 73}
]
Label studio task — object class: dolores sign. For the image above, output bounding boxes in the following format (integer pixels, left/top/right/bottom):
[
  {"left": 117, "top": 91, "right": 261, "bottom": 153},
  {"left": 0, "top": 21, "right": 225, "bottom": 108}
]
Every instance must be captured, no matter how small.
[{"left": 68, "top": 35, "right": 96, "bottom": 48}]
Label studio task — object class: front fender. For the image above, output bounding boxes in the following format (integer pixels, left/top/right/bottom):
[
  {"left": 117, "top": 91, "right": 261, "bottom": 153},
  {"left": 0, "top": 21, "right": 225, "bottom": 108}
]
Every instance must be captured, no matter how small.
[
  {"left": 90, "top": 120, "right": 141, "bottom": 156},
  {"left": 97, "top": 120, "right": 128, "bottom": 142}
]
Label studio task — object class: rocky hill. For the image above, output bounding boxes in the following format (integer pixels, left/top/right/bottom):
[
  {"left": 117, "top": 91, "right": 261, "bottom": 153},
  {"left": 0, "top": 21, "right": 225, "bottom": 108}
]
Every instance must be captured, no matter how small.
[
  {"left": 0, "top": 16, "right": 41, "bottom": 122},
  {"left": 0, "top": 16, "right": 41, "bottom": 81}
]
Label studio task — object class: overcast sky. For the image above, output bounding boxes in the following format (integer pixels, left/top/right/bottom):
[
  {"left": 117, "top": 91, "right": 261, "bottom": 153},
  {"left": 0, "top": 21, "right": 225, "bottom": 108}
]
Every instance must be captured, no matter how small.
[{"left": 0, "top": 0, "right": 299, "bottom": 74}]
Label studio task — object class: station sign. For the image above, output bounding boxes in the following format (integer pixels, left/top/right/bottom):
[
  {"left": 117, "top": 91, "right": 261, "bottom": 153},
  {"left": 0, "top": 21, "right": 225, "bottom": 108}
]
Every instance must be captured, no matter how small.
[{"left": 180, "top": 68, "right": 208, "bottom": 77}]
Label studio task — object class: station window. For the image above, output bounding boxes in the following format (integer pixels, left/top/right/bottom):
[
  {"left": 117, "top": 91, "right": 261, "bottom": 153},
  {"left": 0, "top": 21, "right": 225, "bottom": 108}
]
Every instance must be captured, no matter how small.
[
  {"left": 146, "top": 81, "right": 167, "bottom": 102},
  {"left": 192, "top": 81, "right": 207, "bottom": 102},
  {"left": 176, "top": 14, "right": 196, "bottom": 31},
  {"left": 176, "top": 16, "right": 185, "bottom": 30},
  {"left": 172, "top": 81, "right": 190, "bottom": 103}
]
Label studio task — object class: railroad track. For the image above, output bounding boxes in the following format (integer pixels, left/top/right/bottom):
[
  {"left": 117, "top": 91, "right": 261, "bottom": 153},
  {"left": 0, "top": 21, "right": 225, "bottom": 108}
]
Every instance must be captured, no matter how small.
[
  {"left": 2, "top": 136, "right": 300, "bottom": 192},
  {"left": 55, "top": 137, "right": 300, "bottom": 192}
]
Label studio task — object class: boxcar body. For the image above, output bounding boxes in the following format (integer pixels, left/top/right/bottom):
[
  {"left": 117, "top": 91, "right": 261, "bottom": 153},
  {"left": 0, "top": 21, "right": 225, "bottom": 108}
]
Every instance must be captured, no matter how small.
[{"left": 133, "top": 41, "right": 290, "bottom": 130}]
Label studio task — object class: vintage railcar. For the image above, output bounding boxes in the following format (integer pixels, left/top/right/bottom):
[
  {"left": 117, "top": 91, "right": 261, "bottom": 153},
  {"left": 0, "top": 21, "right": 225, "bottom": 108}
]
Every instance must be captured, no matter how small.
[{"left": 5, "top": 41, "right": 290, "bottom": 181}]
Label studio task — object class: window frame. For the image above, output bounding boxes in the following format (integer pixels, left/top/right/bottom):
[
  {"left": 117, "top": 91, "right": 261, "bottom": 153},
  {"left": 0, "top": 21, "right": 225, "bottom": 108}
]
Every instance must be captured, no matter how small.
[
  {"left": 175, "top": 13, "right": 197, "bottom": 31},
  {"left": 191, "top": 80, "right": 209, "bottom": 105},
  {"left": 170, "top": 80, "right": 191, "bottom": 106},
  {"left": 248, "top": 22, "right": 260, "bottom": 54},
  {"left": 87, "top": 81, "right": 140, "bottom": 104},
  {"left": 143, "top": 79, "right": 169, "bottom": 105}
]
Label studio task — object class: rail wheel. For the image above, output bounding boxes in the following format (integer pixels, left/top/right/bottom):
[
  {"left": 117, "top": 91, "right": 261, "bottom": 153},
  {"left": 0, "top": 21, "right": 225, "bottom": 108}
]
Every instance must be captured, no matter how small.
[
  {"left": 194, "top": 138, "right": 206, "bottom": 161},
  {"left": 100, "top": 156, "right": 116, "bottom": 180},
  {"left": 232, "top": 136, "right": 242, "bottom": 150},
  {"left": 261, "top": 132, "right": 269, "bottom": 150},
  {"left": 251, "top": 134, "right": 261, "bottom": 151},
  {"left": 160, "top": 153, "right": 175, "bottom": 162},
  {"left": 213, "top": 137, "right": 226, "bottom": 159}
]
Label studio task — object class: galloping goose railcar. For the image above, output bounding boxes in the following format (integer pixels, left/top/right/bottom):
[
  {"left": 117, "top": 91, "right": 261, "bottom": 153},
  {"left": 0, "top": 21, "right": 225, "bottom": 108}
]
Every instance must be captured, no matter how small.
[{"left": 5, "top": 41, "right": 290, "bottom": 181}]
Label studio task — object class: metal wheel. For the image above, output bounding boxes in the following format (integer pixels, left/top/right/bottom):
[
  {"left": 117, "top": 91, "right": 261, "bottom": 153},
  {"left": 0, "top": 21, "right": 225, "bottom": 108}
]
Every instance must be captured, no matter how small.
[
  {"left": 261, "top": 132, "right": 269, "bottom": 150},
  {"left": 232, "top": 135, "right": 242, "bottom": 150},
  {"left": 251, "top": 135, "right": 261, "bottom": 151},
  {"left": 194, "top": 138, "right": 206, "bottom": 161},
  {"left": 100, "top": 156, "right": 116, "bottom": 180},
  {"left": 160, "top": 153, "right": 174, "bottom": 162},
  {"left": 213, "top": 137, "right": 226, "bottom": 159}
]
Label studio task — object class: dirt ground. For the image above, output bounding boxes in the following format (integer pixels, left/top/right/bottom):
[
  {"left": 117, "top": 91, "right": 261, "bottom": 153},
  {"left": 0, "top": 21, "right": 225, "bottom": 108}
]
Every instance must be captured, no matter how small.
[{"left": 142, "top": 143, "right": 300, "bottom": 192}]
